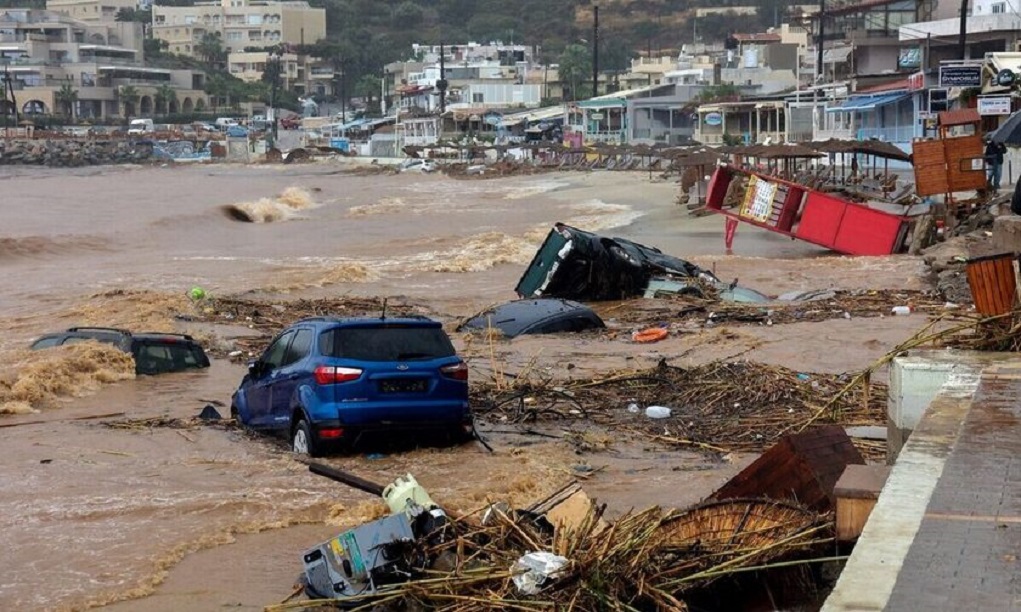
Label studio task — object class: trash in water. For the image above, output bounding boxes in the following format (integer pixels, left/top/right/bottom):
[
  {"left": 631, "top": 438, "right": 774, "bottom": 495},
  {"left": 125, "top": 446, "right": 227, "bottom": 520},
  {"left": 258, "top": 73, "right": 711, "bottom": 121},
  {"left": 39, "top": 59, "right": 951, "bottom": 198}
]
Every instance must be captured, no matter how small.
[
  {"left": 633, "top": 327, "right": 669, "bottom": 343},
  {"left": 198, "top": 405, "right": 222, "bottom": 420},
  {"left": 627, "top": 402, "right": 640, "bottom": 413},
  {"left": 645, "top": 405, "right": 672, "bottom": 419},
  {"left": 188, "top": 286, "right": 207, "bottom": 300},
  {"left": 512, "top": 551, "right": 569, "bottom": 595},
  {"left": 891, "top": 305, "right": 913, "bottom": 315}
]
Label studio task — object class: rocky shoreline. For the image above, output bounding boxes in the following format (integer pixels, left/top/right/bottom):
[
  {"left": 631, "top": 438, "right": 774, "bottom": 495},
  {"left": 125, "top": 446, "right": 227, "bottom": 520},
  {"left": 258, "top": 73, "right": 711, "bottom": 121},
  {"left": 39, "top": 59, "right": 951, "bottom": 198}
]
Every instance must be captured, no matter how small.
[{"left": 0, "top": 139, "right": 154, "bottom": 166}]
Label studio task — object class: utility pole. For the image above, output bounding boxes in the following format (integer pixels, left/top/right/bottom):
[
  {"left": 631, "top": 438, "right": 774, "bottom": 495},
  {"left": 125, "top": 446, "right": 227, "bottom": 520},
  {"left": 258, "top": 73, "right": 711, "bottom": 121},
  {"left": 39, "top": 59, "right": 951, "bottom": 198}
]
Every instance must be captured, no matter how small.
[
  {"left": 958, "top": 0, "right": 968, "bottom": 59},
  {"left": 592, "top": 5, "right": 599, "bottom": 98},
  {"left": 437, "top": 41, "right": 447, "bottom": 114},
  {"left": 270, "top": 53, "right": 279, "bottom": 142},
  {"left": 340, "top": 64, "right": 346, "bottom": 123},
  {"left": 816, "top": 0, "right": 825, "bottom": 84}
]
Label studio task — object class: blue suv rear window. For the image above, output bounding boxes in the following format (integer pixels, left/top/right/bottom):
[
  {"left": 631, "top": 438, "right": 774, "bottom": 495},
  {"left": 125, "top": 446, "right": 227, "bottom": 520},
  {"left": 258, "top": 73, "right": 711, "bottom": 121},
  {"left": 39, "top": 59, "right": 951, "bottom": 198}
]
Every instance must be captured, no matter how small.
[{"left": 319, "top": 327, "right": 455, "bottom": 362}]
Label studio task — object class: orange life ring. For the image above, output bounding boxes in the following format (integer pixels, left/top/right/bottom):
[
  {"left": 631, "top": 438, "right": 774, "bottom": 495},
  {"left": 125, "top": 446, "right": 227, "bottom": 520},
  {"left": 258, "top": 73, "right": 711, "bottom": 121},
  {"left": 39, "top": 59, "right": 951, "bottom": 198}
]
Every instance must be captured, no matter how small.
[{"left": 632, "top": 327, "right": 668, "bottom": 343}]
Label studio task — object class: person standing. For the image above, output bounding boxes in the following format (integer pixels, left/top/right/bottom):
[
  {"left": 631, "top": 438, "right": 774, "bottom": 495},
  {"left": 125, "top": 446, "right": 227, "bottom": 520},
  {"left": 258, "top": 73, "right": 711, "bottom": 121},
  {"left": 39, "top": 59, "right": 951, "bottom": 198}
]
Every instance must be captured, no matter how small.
[{"left": 985, "top": 137, "right": 1007, "bottom": 192}]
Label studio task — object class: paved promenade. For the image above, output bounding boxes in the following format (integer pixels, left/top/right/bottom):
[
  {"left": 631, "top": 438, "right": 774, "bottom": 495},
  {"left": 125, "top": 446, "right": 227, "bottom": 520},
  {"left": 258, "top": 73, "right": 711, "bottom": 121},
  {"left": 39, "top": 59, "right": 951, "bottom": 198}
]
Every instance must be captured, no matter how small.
[{"left": 824, "top": 363, "right": 1021, "bottom": 611}]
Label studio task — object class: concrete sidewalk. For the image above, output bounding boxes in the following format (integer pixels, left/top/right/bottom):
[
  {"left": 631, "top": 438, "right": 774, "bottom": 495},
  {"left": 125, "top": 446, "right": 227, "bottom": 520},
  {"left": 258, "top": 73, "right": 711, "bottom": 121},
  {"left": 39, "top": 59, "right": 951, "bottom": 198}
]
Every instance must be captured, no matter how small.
[{"left": 824, "top": 362, "right": 1021, "bottom": 611}]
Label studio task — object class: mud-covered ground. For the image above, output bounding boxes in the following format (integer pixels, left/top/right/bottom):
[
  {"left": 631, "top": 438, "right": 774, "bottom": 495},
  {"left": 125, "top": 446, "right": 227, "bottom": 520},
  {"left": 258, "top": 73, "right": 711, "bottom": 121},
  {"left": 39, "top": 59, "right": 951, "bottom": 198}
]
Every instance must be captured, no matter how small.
[{"left": 0, "top": 162, "right": 935, "bottom": 611}]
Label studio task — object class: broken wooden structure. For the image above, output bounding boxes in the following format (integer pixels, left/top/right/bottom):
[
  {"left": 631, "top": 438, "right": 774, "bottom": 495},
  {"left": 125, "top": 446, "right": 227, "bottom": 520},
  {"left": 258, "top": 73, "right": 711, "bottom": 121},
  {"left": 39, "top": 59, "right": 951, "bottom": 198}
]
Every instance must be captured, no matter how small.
[
  {"left": 708, "top": 425, "right": 865, "bottom": 512},
  {"left": 706, "top": 164, "right": 915, "bottom": 255}
]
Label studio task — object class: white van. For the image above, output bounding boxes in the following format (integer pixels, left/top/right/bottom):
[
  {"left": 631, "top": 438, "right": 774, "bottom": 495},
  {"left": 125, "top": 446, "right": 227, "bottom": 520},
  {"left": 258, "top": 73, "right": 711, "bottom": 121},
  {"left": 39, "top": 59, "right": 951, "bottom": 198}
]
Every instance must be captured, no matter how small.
[
  {"left": 127, "top": 118, "right": 154, "bottom": 135},
  {"left": 215, "top": 117, "right": 239, "bottom": 131}
]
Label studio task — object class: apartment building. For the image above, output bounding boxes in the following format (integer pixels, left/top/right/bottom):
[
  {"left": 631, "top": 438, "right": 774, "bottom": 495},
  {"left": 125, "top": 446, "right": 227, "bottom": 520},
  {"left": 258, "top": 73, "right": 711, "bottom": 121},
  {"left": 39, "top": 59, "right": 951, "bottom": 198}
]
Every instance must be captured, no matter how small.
[
  {"left": 0, "top": 9, "right": 206, "bottom": 119},
  {"left": 151, "top": 0, "right": 325, "bottom": 57},
  {"left": 45, "top": 0, "right": 138, "bottom": 24},
  {"left": 227, "top": 50, "right": 334, "bottom": 97}
]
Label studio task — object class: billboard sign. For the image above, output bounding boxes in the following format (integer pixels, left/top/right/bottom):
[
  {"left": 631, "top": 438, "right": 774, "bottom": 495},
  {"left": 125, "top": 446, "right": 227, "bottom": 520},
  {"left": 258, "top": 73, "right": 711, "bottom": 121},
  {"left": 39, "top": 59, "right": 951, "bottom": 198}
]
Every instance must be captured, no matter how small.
[
  {"left": 938, "top": 65, "right": 982, "bottom": 88},
  {"left": 977, "top": 96, "right": 1012, "bottom": 116}
]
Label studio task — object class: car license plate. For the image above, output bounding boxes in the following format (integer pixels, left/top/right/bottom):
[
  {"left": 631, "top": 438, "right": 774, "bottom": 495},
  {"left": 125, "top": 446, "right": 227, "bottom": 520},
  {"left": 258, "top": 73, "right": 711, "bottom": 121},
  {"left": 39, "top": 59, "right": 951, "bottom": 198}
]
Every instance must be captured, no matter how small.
[{"left": 379, "top": 379, "right": 427, "bottom": 393}]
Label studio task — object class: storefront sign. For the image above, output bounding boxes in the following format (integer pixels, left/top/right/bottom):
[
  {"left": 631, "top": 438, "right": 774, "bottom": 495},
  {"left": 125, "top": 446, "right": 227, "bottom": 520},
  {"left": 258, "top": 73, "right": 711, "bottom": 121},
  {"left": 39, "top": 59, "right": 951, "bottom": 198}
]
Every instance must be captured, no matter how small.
[
  {"left": 740, "top": 176, "right": 778, "bottom": 223},
  {"left": 928, "top": 88, "right": 948, "bottom": 113},
  {"left": 978, "top": 96, "right": 1012, "bottom": 116},
  {"left": 996, "top": 69, "right": 1017, "bottom": 87},
  {"left": 704, "top": 111, "right": 723, "bottom": 126},
  {"left": 938, "top": 65, "right": 982, "bottom": 88}
]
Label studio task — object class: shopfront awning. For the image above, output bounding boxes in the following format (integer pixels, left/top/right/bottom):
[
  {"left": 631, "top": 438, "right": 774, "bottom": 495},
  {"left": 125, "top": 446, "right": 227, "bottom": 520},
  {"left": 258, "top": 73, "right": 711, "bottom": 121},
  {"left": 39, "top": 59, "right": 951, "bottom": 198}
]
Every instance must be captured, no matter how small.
[{"left": 826, "top": 92, "right": 910, "bottom": 112}]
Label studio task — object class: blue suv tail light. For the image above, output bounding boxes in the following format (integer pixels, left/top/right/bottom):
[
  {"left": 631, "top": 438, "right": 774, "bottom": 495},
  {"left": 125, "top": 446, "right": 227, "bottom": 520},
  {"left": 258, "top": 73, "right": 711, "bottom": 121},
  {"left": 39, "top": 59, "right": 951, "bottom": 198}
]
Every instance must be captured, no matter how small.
[
  {"left": 439, "top": 361, "right": 469, "bottom": 381},
  {"left": 313, "top": 365, "right": 363, "bottom": 385}
]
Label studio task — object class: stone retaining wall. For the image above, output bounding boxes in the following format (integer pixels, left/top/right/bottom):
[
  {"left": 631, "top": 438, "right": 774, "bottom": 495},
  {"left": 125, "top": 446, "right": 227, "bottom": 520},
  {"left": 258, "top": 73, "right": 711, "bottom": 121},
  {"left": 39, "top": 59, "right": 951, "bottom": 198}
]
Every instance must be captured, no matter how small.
[{"left": 0, "top": 139, "right": 154, "bottom": 166}]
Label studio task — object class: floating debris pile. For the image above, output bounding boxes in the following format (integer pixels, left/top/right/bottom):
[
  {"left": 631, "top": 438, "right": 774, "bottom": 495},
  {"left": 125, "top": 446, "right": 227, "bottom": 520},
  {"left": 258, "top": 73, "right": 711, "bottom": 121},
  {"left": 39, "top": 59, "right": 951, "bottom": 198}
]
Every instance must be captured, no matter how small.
[
  {"left": 471, "top": 360, "right": 886, "bottom": 459},
  {"left": 270, "top": 471, "right": 834, "bottom": 612}
]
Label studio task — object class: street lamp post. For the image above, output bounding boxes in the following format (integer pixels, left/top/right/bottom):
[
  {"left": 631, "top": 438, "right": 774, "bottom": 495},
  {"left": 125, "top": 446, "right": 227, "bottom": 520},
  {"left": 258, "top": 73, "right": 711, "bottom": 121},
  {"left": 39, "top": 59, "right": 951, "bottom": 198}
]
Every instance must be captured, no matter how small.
[{"left": 267, "top": 52, "right": 281, "bottom": 145}]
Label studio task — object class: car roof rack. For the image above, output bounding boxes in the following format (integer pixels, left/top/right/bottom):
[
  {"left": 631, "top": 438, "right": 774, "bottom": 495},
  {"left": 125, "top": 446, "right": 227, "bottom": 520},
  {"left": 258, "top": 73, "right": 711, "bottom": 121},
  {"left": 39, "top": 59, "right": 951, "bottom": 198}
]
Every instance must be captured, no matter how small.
[
  {"left": 135, "top": 331, "right": 196, "bottom": 341},
  {"left": 67, "top": 326, "right": 131, "bottom": 335},
  {"left": 296, "top": 316, "right": 340, "bottom": 323}
]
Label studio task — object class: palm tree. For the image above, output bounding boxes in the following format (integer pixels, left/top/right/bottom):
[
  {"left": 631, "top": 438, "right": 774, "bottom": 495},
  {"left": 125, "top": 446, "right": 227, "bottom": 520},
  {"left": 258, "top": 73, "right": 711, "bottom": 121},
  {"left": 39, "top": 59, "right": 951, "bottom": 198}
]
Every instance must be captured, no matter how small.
[
  {"left": 118, "top": 85, "right": 140, "bottom": 118},
  {"left": 195, "top": 32, "right": 226, "bottom": 70},
  {"left": 55, "top": 83, "right": 78, "bottom": 120},
  {"left": 153, "top": 83, "right": 176, "bottom": 117}
]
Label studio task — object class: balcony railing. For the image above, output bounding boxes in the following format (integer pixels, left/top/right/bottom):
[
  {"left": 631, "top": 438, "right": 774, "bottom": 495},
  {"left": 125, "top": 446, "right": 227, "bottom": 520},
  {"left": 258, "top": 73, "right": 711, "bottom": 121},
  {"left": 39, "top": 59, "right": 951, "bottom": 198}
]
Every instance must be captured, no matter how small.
[
  {"left": 814, "top": 126, "right": 855, "bottom": 141},
  {"left": 585, "top": 129, "right": 626, "bottom": 144},
  {"left": 857, "top": 125, "right": 916, "bottom": 143}
]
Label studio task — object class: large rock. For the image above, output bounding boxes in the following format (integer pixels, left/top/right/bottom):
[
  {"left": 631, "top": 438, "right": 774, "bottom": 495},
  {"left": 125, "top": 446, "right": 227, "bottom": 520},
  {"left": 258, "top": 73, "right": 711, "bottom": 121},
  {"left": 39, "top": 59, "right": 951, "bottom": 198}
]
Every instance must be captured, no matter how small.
[
  {"left": 0, "top": 139, "right": 153, "bottom": 167},
  {"left": 992, "top": 215, "right": 1021, "bottom": 254}
]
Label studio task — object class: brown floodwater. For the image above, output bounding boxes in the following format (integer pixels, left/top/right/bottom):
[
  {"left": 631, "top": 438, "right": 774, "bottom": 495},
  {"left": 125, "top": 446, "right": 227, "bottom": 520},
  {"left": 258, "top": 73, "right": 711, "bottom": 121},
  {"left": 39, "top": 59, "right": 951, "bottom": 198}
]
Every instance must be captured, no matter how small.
[{"left": 0, "top": 162, "right": 929, "bottom": 610}]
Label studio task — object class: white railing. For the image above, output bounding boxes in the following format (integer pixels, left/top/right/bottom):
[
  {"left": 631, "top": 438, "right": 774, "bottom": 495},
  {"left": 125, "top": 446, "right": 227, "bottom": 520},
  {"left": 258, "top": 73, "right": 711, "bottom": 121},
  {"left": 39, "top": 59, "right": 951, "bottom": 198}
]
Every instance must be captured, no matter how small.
[{"left": 857, "top": 125, "right": 916, "bottom": 143}]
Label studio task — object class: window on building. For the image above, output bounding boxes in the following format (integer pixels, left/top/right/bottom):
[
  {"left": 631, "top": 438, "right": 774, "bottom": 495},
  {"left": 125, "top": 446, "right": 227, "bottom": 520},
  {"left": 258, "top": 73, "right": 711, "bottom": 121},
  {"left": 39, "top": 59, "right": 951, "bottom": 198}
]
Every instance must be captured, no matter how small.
[
  {"left": 249, "top": 30, "right": 261, "bottom": 40},
  {"left": 992, "top": 2, "right": 1006, "bottom": 13},
  {"left": 247, "top": 14, "right": 262, "bottom": 25},
  {"left": 226, "top": 31, "right": 242, "bottom": 41},
  {"left": 184, "top": 15, "right": 196, "bottom": 24},
  {"left": 472, "top": 92, "right": 484, "bottom": 103}
]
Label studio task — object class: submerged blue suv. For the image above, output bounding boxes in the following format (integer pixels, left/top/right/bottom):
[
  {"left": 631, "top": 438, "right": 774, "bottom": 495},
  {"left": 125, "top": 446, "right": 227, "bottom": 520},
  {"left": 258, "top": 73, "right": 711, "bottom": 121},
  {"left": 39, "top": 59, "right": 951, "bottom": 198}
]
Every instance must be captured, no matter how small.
[{"left": 231, "top": 316, "right": 471, "bottom": 456}]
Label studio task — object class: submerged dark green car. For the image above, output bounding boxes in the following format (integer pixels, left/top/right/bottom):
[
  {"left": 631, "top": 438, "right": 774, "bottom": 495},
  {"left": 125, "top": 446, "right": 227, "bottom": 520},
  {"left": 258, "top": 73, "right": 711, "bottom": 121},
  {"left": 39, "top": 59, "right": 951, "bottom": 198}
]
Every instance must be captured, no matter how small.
[{"left": 30, "top": 327, "right": 210, "bottom": 375}]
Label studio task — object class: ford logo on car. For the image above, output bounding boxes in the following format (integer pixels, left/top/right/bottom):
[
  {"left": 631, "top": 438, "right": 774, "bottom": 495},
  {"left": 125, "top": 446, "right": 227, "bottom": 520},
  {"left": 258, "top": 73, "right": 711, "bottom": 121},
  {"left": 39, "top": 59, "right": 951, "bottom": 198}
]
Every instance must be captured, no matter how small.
[{"left": 396, "top": 364, "right": 409, "bottom": 370}]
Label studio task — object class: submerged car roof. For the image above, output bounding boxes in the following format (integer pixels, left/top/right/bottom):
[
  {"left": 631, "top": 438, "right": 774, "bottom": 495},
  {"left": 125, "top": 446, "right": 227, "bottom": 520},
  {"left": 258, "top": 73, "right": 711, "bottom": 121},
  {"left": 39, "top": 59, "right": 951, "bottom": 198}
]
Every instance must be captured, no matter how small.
[
  {"left": 459, "top": 298, "right": 604, "bottom": 338},
  {"left": 295, "top": 316, "right": 440, "bottom": 328}
]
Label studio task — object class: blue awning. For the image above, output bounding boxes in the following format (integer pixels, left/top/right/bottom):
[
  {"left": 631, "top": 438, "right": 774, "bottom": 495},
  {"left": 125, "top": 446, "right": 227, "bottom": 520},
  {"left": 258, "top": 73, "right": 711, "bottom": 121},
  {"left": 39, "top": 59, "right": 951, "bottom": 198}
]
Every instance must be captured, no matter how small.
[{"left": 826, "top": 92, "right": 911, "bottom": 112}]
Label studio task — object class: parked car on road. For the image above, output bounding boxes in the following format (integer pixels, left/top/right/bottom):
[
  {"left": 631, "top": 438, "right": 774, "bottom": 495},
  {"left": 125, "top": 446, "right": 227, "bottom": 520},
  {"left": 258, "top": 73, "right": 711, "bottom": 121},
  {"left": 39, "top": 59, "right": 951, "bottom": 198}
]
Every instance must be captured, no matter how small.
[
  {"left": 30, "top": 327, "right": 210, "bottom": 375},
  {"left": 127, "top": 118, "right": 154, "bottom": 136},
  {"left": 230, "top": 316, "right": 471, "bottom": 456}
]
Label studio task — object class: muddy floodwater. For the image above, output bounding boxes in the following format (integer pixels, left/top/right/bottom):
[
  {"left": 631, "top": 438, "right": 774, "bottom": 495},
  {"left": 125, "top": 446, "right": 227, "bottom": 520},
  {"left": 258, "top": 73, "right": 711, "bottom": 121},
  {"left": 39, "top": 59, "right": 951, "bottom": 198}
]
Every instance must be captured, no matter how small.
[{"left": 0, "top": 162, "right": 930, "bottom": 610}]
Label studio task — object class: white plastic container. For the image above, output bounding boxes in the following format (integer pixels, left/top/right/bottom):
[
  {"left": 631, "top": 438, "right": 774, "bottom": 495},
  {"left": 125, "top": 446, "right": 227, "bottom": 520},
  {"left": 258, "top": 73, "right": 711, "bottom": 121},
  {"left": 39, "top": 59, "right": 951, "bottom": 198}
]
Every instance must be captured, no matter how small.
[
  {"left": 891, "top": 306, "right": 913, "bottom": 316},
  {"left": 645, "top": 406, "right": 672, "bottom": 419},
  {"left": 383, "top": 474, "right": 437, "bottom": 513}
]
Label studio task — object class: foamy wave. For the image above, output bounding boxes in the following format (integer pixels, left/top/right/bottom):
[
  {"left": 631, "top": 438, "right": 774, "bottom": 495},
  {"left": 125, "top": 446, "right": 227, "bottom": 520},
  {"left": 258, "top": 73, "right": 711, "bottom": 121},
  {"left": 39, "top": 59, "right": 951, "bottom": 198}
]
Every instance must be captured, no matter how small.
[
  {"left": 222, "top": 187, "right": 317, "bottom": 223},
  {"left": 407, "top": 232, "right": 537, "bottom": 273},
  {"left": 0, "top": 343, "right": 135, "bottom": 414},
  {"left": 348, "top": 196, "right": 408, "bottom": 217},
  {"left": 66, "top": 289, "right": 191, "bottom": 332},
  {"left": 561, "top": 199, "right": 643, "bottom": 231},
  {"left": 0, "top": 234, "right": 110, "bottom": 260},
  {"left": 266, "top": 262, "right": 379, "bottom": 292},
  {"left": 503, "top": 180, "right": 569, "bottom": 200}
]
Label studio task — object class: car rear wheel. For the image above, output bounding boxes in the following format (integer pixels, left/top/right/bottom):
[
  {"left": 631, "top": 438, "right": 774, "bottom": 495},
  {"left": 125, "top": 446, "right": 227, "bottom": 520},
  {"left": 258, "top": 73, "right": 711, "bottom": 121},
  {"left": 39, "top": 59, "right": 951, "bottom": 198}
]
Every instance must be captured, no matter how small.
[{"left": 292, "top": 419, "right": 322, "bottom": 457}]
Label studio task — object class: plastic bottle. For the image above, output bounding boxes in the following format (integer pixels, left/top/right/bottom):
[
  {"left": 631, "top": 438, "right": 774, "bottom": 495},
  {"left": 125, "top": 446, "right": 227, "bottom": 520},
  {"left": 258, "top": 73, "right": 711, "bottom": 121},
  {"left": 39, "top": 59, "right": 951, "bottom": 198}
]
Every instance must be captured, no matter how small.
[
  {"left": 645, "top": 406, "right": 672, "bottom": 419},
  {"left": 891, "top": 305, "right": 912, "bottom": 316}
]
